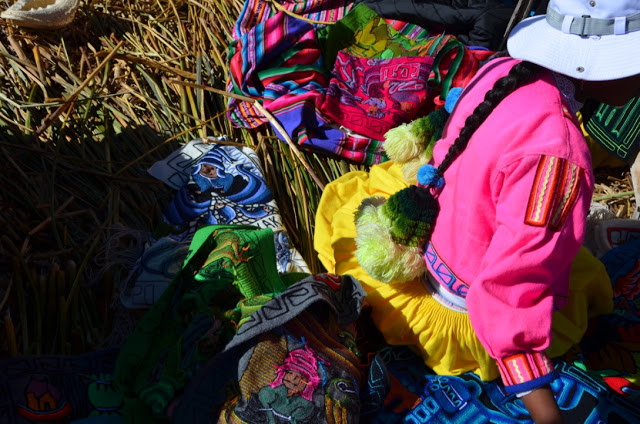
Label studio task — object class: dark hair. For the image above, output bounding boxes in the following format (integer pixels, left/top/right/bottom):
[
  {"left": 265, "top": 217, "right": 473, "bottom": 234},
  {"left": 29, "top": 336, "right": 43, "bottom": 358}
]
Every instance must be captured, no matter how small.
[
  {"left": 436, "top": 60, "right": 540, "bottom": 175},
  {"left": 391, "top": 60, "right": 540, "bottom": 246},
  {"left": 354, "top": 59, "right": 543, "bottom": 282}
]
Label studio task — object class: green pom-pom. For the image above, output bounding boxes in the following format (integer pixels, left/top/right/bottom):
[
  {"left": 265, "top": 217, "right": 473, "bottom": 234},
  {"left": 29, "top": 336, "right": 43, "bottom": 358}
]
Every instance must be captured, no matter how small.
[
  {"left": 382, "top": 186, "right": 439, "bottom": 246},
  {"left": 355, "top": 195, "right": 387, "bottom": 221},
  {"left": 427, "top": 108, "right": 449, "bottom": 139},
  {"left": 412, "top": 112, "right": 440, "bottom": 139},
  {"left": 383, "top": 108, "right": 450, "bottom": 165},
  {"left": 354, "top": 196, "right": 427, "bottom": 283}
]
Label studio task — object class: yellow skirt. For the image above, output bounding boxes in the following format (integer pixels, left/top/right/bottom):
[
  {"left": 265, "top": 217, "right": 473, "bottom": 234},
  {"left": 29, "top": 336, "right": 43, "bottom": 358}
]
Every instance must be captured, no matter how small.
[{"left": 314, "top": 161, "right": 614, "bottom": 381}]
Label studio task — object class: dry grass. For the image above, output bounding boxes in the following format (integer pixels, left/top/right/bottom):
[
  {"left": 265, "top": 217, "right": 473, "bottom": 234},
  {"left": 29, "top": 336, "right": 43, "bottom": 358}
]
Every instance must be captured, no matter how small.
[
  {"left": 0, "top": 0, "right": 362, "bottom": 358},
  {"left": 593, "top": 167, "right": 636, "bottom": 217}
]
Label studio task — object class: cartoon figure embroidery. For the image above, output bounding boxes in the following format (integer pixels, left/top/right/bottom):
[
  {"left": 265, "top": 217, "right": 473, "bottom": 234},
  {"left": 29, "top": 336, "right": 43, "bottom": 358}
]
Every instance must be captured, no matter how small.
[
  {"left": 164, "top": 146, "right": 274, "bottom": 230},
  {"left": 257, "top": 346, "right": 321, "bottom": 423}
]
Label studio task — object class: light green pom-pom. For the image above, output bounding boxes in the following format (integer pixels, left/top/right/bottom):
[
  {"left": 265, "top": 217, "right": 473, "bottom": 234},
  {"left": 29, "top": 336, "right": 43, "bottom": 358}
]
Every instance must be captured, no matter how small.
[
  {"left": 354, "top": 196, "right": 427, "bottom": 283},
  {"left": 383, "top": 122, "right": 426, "bottom": 164},
  {"left": 401, "top": 148, "right": 435, "bottom": 182}
]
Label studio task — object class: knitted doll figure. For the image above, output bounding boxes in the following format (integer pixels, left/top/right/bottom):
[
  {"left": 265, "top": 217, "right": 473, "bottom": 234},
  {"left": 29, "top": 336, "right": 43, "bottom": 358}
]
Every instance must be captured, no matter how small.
[{"left": 315, "top": 0, "right": 640, "bottom": 422}]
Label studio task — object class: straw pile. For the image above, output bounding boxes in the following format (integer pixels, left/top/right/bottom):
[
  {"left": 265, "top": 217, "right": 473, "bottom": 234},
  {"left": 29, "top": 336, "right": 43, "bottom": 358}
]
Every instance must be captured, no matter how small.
[
  {"left": 593, "top": 167, "right": 636, "bottom": 217},
  {"left": 0, "top": 0, "right": 633, "bottom": 359},
  {"left": 0, "top": 0, "right": 363, "bottom": 358}
]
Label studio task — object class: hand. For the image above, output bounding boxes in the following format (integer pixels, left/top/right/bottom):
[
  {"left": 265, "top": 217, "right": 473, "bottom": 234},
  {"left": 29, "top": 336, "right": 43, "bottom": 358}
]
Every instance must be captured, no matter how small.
[{"left": 521, "top": 386, "right": 564, "bottom": 424}]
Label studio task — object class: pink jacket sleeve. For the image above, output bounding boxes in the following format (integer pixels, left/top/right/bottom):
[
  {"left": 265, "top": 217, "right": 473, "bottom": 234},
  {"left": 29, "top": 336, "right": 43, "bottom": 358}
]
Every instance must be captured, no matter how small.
[{"left": 466, "top": 153, "right": 592, "bottom": 393}]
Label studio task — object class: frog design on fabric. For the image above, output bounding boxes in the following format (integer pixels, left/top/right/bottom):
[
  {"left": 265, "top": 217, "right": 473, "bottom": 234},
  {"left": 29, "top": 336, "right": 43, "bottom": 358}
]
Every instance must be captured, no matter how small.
[
  {"left": 257, "top": 345, "right": 321, "bottom": 423},
  {"left": 84, "top": 374, "right": 124, "bottom": 416}
]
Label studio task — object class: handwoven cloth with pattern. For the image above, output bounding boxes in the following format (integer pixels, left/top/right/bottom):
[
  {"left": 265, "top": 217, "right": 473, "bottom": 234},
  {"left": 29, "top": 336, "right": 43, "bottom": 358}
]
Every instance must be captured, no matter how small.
[
  {"left": 113, "top": 225, "right": 301, "bottom": 422},
  {"left": 173, "top": 273, "right": 367, "bottom": 423},
  {"left": 584, "top": 96, "right": 640, "bottom": 165},
  {"left": 321, "top": 51, "right": 434, "bottom": 140}
]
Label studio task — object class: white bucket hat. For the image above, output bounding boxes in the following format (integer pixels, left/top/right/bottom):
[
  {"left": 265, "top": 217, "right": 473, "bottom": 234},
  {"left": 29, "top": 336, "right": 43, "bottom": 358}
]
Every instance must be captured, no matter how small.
[{"left": 507, "top": 0, "right": 640, "bottom": 81}]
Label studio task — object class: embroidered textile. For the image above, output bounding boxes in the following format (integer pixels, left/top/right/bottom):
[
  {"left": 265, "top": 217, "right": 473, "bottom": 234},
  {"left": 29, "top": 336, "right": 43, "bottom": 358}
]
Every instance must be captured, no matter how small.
[
  {"left": 173, "top": 273, "right": 366, "bottom": 423},
  {"left": 121, "top": 141, "right": 309, "bottom": 309},
  {"left": 317, "top": 3, "right": 450, "bottom": 69},
  {"left": 584, "top": 96, "right": 640, "bottom": 165},
  {"left": 496, "top": 352, "right": 556, "bottom": 393},
  {"left": 524, "top": 155, "right": 584, "bottom": 231},
  {"left": 321, "top": 52, "right": 434, "bottom": 140},
  {"left": 226, "top": 11, "right": 387, "bottom": 164},
  {"left": 113, "top": 225, "right": 297, "bottom": 422}
]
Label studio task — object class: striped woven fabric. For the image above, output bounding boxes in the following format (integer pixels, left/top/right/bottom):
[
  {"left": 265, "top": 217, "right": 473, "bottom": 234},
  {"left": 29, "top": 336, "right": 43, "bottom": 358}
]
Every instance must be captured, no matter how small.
[
  {"left": 229, "top": 0, "right": 353, "bottom": 129},
  {"left": 227, "top": 10, "right": 389, "bottom": 164},
  {"left": 386, "top": 19, "right": 432, "bottom": 42},
  {"left": 227, "top": 11, "right": 324, "bottom": 129},
  {"left": 226, "top": 2, "right": 458, "bottom": 164},
  {"left": 233, "top": 0, "right": 353, "bottom": 40}
]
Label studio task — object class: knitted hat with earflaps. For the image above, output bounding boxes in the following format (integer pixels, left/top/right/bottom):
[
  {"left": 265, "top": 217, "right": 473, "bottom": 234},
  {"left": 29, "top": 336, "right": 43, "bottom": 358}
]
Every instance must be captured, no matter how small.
[{"left": 354, "top": 164, "right": 444, "bottom": 283}]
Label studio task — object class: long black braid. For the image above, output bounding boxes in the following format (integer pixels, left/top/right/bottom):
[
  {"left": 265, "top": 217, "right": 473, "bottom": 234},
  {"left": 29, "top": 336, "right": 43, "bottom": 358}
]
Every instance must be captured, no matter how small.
[
  {"left": 375, "top": 60, "right": 541, "bottom": 250},
  {"left": 355, "top": 59, "right": 543, "bottom": 282},
  {"left": 436, "top": 60, "right": 540, "bottom": 176}
]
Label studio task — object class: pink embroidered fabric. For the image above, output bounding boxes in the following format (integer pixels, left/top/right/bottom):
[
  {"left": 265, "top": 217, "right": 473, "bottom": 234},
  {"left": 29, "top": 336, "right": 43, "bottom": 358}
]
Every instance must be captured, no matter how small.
[{"left": 320, "top": 51, "right": 434, "bottom": 141}]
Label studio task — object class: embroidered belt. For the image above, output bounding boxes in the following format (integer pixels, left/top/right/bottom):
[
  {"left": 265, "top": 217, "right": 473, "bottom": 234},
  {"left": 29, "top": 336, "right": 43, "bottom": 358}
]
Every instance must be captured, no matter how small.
[
  {"left": 424, "top": 242, "right": 469, "bottom": 298},
  {"left": 423, "top": 272, "right": 468, "bottom": 312}
]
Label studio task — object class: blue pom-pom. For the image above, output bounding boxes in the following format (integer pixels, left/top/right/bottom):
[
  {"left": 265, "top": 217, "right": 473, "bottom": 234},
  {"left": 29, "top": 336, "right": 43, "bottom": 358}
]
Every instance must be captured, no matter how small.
[
  {"left": 444, "top": 87, "right": 463, "bottom": 113},
  {"left": 417, "top": 164, "right": 445, "bottom": 189}
]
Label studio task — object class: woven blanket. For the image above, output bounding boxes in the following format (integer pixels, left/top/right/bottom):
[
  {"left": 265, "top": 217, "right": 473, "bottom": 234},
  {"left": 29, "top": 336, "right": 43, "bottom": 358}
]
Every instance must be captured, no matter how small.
[
  {"left": 227, "top": 10, "right": 389, "bottom": 164},
  {"left": 120, "top": 140, "right": 309, "bottom": 309}
]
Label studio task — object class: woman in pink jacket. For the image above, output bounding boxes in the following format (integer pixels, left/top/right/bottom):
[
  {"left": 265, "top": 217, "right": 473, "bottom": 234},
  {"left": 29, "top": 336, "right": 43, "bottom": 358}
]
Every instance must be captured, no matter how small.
[{"left": 315, "top": 0, "right": 640, "bottom": 422}]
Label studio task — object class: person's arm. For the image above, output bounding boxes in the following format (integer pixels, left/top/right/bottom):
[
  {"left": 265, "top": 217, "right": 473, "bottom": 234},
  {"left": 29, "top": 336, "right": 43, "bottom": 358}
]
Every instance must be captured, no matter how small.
[
  {"left": 465, "top": 154, "right": 593, "bottom": 407},
  {"left": 521, "top": 386, "right": 564, "bottom": 424}
]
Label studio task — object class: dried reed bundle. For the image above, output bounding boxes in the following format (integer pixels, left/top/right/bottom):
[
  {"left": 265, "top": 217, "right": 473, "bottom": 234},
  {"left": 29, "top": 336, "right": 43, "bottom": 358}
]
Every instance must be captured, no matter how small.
[{"left": 0, "top": 0, "right": 357, "bottom": 357}]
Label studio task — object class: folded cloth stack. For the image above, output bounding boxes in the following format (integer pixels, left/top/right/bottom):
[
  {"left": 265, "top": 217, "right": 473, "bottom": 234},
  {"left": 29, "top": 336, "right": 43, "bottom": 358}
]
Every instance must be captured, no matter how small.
[{"left": 120, "top": 139, "right": 309, "bottom": 309}]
